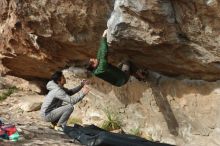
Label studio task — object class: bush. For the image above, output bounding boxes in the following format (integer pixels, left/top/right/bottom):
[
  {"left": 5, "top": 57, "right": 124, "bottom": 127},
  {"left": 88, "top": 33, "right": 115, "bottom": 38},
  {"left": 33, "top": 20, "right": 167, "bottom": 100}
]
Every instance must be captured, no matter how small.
[
  {"left": 101, "top": 108, "right": 122, "bottom": 131},
  {"left": 0, "top": 86, "right": 17, "bottom": 101}
]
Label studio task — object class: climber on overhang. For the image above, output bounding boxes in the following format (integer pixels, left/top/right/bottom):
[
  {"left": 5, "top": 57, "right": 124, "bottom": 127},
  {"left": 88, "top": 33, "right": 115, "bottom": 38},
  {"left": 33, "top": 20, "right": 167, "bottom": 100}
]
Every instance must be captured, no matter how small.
[{"left": 86, "top": 29, "right": 147, "bottom": 87}]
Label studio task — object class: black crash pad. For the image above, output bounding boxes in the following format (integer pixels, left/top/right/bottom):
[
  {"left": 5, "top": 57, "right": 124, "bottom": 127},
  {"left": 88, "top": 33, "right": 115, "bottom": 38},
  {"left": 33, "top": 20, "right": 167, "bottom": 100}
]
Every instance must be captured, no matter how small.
[{"left": 64, "top": 124, "right": 175, "bottom": 146}]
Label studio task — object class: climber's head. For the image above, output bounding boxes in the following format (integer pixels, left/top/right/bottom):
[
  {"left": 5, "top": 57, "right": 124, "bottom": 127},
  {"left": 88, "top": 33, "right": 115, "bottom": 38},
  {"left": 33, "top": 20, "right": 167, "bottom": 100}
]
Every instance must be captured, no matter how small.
[
  {"left": 86, "top": 58, "right": 98, "bottom": 71},
  {"left": 51, "top": 71, "right": 66, "bottom": 86}
]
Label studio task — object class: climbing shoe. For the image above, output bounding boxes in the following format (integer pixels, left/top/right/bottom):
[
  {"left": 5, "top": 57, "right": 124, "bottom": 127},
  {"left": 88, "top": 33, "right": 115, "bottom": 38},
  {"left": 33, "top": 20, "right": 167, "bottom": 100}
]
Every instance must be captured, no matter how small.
[
  {"left": 54, "top": 126, "right": 64, "bottom": 132},
  {"left": 49, "top": 122, "right": 57, "bottom": 129}
]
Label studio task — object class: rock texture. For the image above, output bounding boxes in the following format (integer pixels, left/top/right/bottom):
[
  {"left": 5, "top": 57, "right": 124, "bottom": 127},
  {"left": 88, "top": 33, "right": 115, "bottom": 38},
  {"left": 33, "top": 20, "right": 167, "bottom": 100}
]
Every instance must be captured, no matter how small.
[
  {"left": 0, "top": 68, "right": 220, "bottom": 146},
  {"left": 108, "top": 0, "right": 220, "bottom": 81},
  {"left": 0, "top": 0, "right": 114, "bottom": 79},
  {"left": 18, "top": 95, "right": 43, "bottom": 112},
  {"left": 63, "top": 69, "right": 220, "bottom": 146},
  {"left": 0, "top": 0, "right": 220, "bottom": 80},
  {"left": 1, "top": 1, "right": 220, "bottom": 146}
]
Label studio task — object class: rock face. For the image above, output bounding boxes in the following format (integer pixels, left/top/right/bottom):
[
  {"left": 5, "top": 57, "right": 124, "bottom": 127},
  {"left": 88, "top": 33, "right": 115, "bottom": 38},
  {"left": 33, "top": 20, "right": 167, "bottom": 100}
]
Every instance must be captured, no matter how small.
[
  {"left": 1, "top": 1, "right": 220, "bottom": 146},
  {"left": 0, "top": 0, "right": 114, "bottom": 79},
  {"left": 63, "top": 70, "right": 220, "bottom": 146},
  {"left": 0, "top": 0, "right": 220, "bottom": 80},
  {"left": 18, "top": 95, "right": 44, "bottom": 112},
  {"left": 108, "top": 0, "right": 220, "bottom": 81}
]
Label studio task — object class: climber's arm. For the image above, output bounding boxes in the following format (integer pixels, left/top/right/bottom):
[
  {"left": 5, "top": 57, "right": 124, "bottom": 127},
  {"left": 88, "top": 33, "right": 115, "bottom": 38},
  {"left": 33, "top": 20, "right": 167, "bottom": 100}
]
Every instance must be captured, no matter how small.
[
  {"left": 94, "top": 30, "right": 108, "bottom": 74},
  {"left": 97, "top": 30, "right": 108, "bottom": 61}
]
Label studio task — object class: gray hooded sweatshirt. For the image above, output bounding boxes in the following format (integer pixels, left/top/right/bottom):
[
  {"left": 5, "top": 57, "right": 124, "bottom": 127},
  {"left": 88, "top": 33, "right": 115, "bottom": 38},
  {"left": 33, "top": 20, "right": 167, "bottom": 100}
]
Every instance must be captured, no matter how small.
[{"left": 40, "top": 81, "right": 85, "bottom": 117}]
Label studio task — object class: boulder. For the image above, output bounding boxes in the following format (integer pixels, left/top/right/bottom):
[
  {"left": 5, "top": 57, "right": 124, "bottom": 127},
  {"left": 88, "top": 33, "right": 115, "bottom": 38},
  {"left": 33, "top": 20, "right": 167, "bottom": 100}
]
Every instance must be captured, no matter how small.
[
  {"left": 18, "top": 95, "right": 44, "bottom": 112},
  {"left": 0, "top": 0, "right": 220, "bottom": 80}
]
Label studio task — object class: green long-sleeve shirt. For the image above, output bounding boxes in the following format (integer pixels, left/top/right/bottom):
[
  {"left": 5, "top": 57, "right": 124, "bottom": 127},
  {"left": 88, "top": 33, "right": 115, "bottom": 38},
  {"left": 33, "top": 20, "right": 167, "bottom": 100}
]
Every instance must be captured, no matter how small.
[{"left": 92, "top": 37, "right": 129, "bottom": 87}]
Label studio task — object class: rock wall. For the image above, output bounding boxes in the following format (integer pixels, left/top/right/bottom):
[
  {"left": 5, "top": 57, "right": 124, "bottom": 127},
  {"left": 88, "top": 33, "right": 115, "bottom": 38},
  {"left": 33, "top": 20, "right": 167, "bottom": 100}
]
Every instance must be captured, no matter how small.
[
  {"left": 1, "top": 0, "right": 220, "bottom": 80},
  {"left": 1, "top": 1, "right": 220, "bottom": 146},
  {"left": 63, "top": 69, "right": 220, "bottom": 146},
  {"left": 108, "top": 0, "right": 220, "bottom": 81},
  {"left": 0, "top": 0, "right": 114, "bottom": 79}
]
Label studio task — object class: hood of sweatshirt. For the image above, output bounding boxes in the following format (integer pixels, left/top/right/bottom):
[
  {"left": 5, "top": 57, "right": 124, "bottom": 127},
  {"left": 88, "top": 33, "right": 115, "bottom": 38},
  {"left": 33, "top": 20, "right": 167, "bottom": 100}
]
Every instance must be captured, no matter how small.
[{"left": 46, "top": 81, "right": 60, "bottom": 91}]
